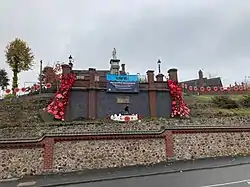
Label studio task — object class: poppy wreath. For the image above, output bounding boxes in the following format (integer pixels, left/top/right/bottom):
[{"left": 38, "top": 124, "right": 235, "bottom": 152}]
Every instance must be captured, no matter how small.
[
  {"left": 46, "top": 73, "right": 76, "bottom": 121},
  {"left": 167, "top": 80, "right": 190, "bottom": 118}
]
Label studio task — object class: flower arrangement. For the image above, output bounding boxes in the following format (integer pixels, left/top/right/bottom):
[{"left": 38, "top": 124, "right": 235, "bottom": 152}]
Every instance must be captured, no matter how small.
[
  {"left": 167, "top": 80, "right": 190, "bottom": 118},
  {"left": 46, "top": 73, "right": 76, "bottom": 121}
]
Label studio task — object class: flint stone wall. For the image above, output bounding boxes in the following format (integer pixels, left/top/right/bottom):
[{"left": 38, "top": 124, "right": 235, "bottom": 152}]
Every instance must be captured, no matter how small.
[
  {"left": 53, "top": 139, "right": 166, "bottom": 172},
  {"left": 2, "top": 131, "right": 250, "bottom": 180},
  {"left": 173, "top": 132, "right": 250, "bottom": 160},
  {"left": 0, "top": 148, "right": 44, "bottom": 179}
]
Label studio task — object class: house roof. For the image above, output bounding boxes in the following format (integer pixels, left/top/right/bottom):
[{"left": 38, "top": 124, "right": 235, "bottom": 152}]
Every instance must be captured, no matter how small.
[{"left": 180, "top": 77, "right": 223, "bottom": 87}]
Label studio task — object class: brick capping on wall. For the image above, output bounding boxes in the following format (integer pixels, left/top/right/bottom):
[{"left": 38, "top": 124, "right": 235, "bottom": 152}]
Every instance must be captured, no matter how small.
[{"left": 2, "top": 127, "right": 250, "bottom": 174}]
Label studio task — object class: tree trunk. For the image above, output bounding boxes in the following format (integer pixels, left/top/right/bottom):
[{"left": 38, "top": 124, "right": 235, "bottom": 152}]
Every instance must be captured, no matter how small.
[{"left": 12, "top": 69, "right": 18, "bottom": 95}]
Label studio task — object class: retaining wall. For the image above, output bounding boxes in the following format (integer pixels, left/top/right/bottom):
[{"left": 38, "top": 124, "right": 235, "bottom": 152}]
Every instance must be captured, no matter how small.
[{"left": 1, "top": 128, "right": 250, "bottom": 179}]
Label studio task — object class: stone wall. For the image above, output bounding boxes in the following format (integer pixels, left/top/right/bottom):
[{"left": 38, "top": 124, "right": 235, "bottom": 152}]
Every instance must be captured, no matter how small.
[
  {"left": 172, "top": 132, "right": 250, "bottom": 160},
  {"left": 2, "top": 129, "right": 250, "bottom": 180},
  {"left": 53, "top": 139, "right": 166, "bottom": 173},
  {"left": 0, "top": 148, "right": 44, "bottom": 179}
]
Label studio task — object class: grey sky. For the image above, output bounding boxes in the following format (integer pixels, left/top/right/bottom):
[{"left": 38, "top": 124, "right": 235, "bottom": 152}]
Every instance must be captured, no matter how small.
[{"left": 1, "top": 0, "right": 250, "bottom": 87}]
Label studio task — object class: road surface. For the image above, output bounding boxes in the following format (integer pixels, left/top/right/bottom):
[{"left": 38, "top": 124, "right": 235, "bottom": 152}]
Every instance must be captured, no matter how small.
[
  {"left": 64, "top": 164, "right": 250, "bottom": 187},
  {"left": 2, "top": 156, "right": 250, "bottom": 187}
]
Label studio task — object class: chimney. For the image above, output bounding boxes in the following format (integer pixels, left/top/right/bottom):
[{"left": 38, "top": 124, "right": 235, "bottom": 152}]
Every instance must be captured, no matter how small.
[
  {"left": 198, "top": 69, "right": 204, "bottom": 87},
  {"left": 121, "top": 64, "right": 126, "bottom": 74},
  {"left": 167, "top": 68, "right": 178, "bottom": 83},
  {"left": 198, "top": 69, "right": 203, "bottom": 79}
]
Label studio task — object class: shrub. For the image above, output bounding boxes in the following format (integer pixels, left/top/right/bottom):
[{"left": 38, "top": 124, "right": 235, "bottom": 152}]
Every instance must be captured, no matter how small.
[
  {"left": 28, "top": 86, "right": 57, "bottom": 96},
  {"left": 4, "top": 93, "right": 16, "bottom": 99},
  {"left": 239, "top": 95, "right": 250, "bottom": 107},
  {"left": 211, "top": 96, "right": 238, "bottom": 109}
]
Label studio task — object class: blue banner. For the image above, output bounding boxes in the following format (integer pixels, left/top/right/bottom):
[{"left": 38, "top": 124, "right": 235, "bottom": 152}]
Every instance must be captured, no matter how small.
[
  {"left": 106, "top": 74, "right": 138, "bottom": 82},
  {"left": 107, "top": 81, "right": 139, "bottom": 93}
]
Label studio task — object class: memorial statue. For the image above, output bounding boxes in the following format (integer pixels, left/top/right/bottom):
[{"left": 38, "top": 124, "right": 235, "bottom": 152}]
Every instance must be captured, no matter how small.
[
  {"left": 124, "top": 105, "right": 130, "bottom": 114},
  {"left": 112, "top": 48, "right": 117, "bottom": 59}
]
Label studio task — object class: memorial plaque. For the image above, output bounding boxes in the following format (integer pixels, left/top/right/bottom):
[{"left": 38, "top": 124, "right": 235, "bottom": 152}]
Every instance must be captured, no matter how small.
[
  {"left": 76, "top": 75, "right": 85, "bottom": 80},
  {"left": 116, "top": 96, "right": 130, "bottom": 104}
]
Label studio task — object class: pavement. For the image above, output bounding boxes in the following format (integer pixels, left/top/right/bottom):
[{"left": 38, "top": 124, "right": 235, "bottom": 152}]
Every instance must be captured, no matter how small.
[{"left": 2, "top": 156, "right": 250, "bottom": 187}]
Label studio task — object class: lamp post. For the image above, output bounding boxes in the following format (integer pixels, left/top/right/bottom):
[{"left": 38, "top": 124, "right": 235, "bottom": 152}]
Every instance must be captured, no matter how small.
[
  {"left": 68, "top": 55, "right": 73, "bottom": 69},
  {"left": 157, "top": 59, "right": 161, "bottom": 74},
  {"left": 39, "top": 60, "right": 43, "bottom": 94}
]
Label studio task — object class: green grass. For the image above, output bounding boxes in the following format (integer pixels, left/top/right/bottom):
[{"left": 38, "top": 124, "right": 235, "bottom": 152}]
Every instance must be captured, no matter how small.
[
  {"left": 184, "top": 94, "right": 250, "bottom": 117},
  {"left": 184, "top": 94, "right": 246, "bottom": 103}
]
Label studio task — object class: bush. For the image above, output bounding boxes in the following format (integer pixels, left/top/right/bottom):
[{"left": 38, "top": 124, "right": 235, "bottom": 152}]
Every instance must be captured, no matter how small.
[
  {"left": 239, "top": 95, "right": 250, "bottom": 107},
  {"left": 211, "top": 96, "right": 238, "bottom": 109},
  {"left": 28, "top": 86, "right": 57, "bottom": 96},
  {"left": 4, "top": 94, "right": 16, "bottom": 99}
]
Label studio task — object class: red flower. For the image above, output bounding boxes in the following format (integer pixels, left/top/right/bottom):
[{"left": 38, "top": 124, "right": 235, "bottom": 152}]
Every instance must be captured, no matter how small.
[
  {"left": 46, "top": 73, "right": 76, "bottom": 121},
  {"left": 124, "top": 116, "right": 130, "bottom": 122},
  {"left": 5, "top": 89, "right": 11, "bottom": 94},
  {"left": 36, "top": 85, "right": 41, "bottom": 90},
  {"left": 14, "top": 88, "right": 20, "bottom": 93},
  {"left": 21, "top": 87, "right": 26, "bottom": 92},
  {"left": 167, "top": 80, "right": 190, "bottom": 118},
  {"left": 46, "top": 83, "right": 52, "bottom": 89}
]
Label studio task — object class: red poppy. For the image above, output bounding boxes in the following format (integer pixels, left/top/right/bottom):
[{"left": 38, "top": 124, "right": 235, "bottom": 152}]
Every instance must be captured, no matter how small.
[
  {"left": 14, "top": 88, "right": 20, "bottom": 93},
  {"left": 5, "top": 89, "right": 11, "bottom": 94},
  {"left": 46, "top": 73, "right": 76, "bottom": 121},
  {"left": 220, "top": 87, "right": 224, "bottom": 91},
  {"left": 138, "top": 114, "right": 143, "bottom": 120},
  {"left": 36, "top": 85, "right": 41, "bottom": 90},
  {"left": 234, "top": 86, "right": 238, "bottom": 91},
  {"left": 206, "top": 87, "right": 211, "bottom": 91},
  {"left": 21, "top": 87, "right": 26, "bottom": 92},
  {"left": 200, "top": 87, "right": 205, "bottom": 92},
  {"left": 213, "top": 87, "right": 218, "bottom": 91},
  {"left": 167, "top": 80, "right": 190, "bottom": 118},
  {"left": 194, "top": 86, "right": 198, "bottom": 91},
  {"left": 124, "top": 116, "right": 130, "bottom": 122},
  {"left": 46, "top": 83, "right": 52, "bottom": 89}
]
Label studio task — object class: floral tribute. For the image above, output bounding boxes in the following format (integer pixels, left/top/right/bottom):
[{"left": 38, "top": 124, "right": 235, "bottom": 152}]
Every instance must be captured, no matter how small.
[
  {"left": 46, "top": 73, "right": 76, "bottom": 121},
  {"left": 167, "top": 80, "right": 190, "bottom": 118}
]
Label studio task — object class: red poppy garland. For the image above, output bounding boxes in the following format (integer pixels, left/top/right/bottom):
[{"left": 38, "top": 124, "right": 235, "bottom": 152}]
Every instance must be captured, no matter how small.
[
  {"left": 167, "top": 80, "right": 190, "bottom": 118},
  {"left": 46, "top": 73, "right": 76, "bottom": 121}
]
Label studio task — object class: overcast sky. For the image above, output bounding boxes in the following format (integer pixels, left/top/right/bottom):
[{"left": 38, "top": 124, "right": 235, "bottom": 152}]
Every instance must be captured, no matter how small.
[{"left": 1, "top": 0, "right": 250, "bottom": 87}]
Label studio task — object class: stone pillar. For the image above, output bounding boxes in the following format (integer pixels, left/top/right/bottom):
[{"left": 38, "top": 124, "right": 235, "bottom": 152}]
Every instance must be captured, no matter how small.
[
  {"left": 43, "top": 137, "right": 54, "bottom": 170},
  {"left": 147, "top": 70, "right": 157, "bottom": 117},
  {"left": 61, "top": 64, "right": 71, "bottom": 76},
  {"left": 88, "top": 68, "right": 97, "bottom": 119},
  {"left": 156, "top": 74, "right": 164, "bottom": 82},
  {"left": 165, "top": 131, "right": 174, "bottom": 158},
  {"left": 168, "top": 68, "right": 178, "bottom": 83}
]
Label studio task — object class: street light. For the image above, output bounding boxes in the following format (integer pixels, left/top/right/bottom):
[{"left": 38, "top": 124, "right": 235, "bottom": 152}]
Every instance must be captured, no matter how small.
[
  {"left": 68, "top": 55, "right": 73, "bottom": 69},
  {"left": 157, "top": 59, "right": 161, "bottom": 74},
  {"left": 39, "top": 60, "right": 43, "bottom": 94}
]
